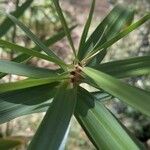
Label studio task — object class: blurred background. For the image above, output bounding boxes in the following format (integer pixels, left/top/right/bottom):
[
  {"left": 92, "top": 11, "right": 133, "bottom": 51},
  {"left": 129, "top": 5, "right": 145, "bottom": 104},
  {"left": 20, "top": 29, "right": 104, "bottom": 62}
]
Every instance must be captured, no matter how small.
[{"left": 0, "top": 0, "right": 149, "bottom": 149}]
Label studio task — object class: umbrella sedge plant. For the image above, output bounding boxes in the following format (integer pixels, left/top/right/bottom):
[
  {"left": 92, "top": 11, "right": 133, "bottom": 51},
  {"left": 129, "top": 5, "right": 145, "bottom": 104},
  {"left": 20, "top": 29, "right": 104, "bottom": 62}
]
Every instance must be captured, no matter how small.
[{"left": 0, "top": 0, "right": 149, "bottom": 149}]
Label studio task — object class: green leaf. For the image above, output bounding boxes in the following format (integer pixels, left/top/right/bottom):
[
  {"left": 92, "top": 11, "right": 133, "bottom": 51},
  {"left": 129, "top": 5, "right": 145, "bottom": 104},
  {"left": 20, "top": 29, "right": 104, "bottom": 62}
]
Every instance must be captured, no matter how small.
[
  {"left": 12, "top": 25, "right": 76, "bottom": 63},
  {"left": 0, "top": 60, "right": 59, "bottom": 78},
  {"left": 0, "top": 0, "right": 33, "bottom": 37},
  {"left": 35, "top": 25, "right": 76, "bottom": 52},
  {"left": 0, "top": 27, "right": 74, "bottom": 79},
  {"left": 0, "top": 101, "right": 50, "bottom": 124},
  {"left": 85, "top": 13, "right": 150, "bottom": 60},
  {"left": 94, "top": 7, "right": 134, "bottom": 49},
  {"left": 75, "top": 87, "right": 144, "bottom": 150},
  {"left": 83, "top": 67, "right": 150, "bottom": 117},
  {"left": 89, "top": 6, "right": 134, "bottom": 65},
  {"left": 78, "top": 5, "right": 129, "bottom": 60},
  {"left": 0, "top": 138, "right": 22, "bottom": 150},
  {"left": 89, "top": 49, "right": 107, "bottom": 66},
  {"left": 4, "top": 13, "right": 66, "bottom": 67},
  {"left": 0, "top": 83, "right": 56, "bottom": 124},
  {"left": 78, "top": 0, "right": 95, "bottom": 54},
  {"left": 0, "top": 83, "right": 56, "bottom": 105},
  {"left": 28, "top": 82, "right": 77, "bottom": 150},
  {"left": 53, "top": 0, "right": 77, "bottom": 58},
  {"left": 0, "top": 74, "right": 68, "bottom": 93},
  {"left": 93, "top": 56, "right": 150, "bottom": 78},
  {"left": 0, "top": 39, "right": 59, "bottom": 62},
  {"left": 108, "top": 109, "right": 146, "bottom": 150}
]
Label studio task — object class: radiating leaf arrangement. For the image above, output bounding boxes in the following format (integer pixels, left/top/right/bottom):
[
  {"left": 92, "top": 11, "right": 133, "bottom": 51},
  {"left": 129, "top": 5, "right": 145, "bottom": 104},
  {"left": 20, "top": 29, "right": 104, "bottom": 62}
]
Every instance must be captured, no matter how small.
[{"left": 0, "top": 0, "right": 150, "bottom": 149}]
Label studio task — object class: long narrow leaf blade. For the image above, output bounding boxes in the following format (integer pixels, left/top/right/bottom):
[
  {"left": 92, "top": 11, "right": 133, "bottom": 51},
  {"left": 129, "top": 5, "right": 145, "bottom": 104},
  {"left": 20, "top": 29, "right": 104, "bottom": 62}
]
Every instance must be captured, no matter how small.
[
  {"left": 78, "top": 5, "right": 127, "bottom": 60},
  {"left": 93, "top": 56, "right": 150, "bottom": 78},
  {"left": 28, "top": 83, "right": 77, "bottom": 150},
  {"left": 0, "top": 39, "right": 59, "bottom": 62},
  {"left": 4, "top": 13, "right": 66, "bottom": 67},
  {"left": 0, "top": 60, "right": 58, "bottom": 78},
  {"left": 0, "top": 83, "right": 56, "bottom": 105},
  {"left": 86, "top": 13, "right": 150, "bottom": 59},
  {"left": 83, "top": 67, "right": 150, "bottom": 117},
  {"left": 78, "top": 0, "right": 95, "bottom": 53},
  {"left": 95, "top": 6, "right": 134, "bottom": 49},
  {"left": 90, "top": 6, "right": 134, "bottom": 65},
  {"left": 0, "top": 101, "right": 50, "bottom": 124},
  {"left": 0, "top": 0, "right": 33, "bottom": 37},
  {"left": 0, "top": 74, "right": 68, "bottom": 93},
  {"left": 53, "top": 0, "right": 76, "bottom": 58},
  {"left": 0, "top": 83, "right": 56, "bottom": 124},
  {"left": 0, "top": 27, "right": 74, "bottom": 79},
  {"left": 33, "top": 25, "right": 76, "bottom": 52},
  {"left": 75, "top": 87, "right": 145, "bottom": 150}
]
